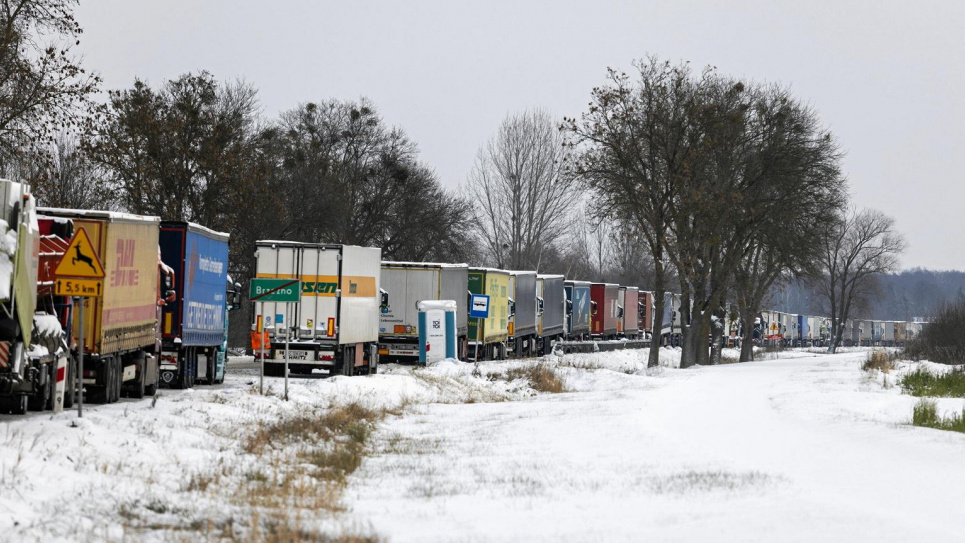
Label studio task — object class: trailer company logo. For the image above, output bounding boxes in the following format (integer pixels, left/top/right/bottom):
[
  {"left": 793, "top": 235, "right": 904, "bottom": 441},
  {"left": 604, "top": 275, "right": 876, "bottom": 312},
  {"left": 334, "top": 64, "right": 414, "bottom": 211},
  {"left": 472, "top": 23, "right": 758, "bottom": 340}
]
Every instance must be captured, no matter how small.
[
  {"left": 186, "top": 301, "right": 223, "bottom": 330},
  {"left": 110, "top": 239, "right": 140, "bottom": 287}
]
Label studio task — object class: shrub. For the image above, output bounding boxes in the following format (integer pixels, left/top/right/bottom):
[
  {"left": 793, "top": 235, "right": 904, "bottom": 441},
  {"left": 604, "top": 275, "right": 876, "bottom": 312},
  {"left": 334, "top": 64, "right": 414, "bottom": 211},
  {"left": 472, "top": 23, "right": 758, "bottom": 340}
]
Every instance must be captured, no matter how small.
[
  {"left": 862, "top": 350, "right": 897, "bottom": 373},
  {"left": 912, "top": 398, "right": 965, "bottom": 433},
  {"left": 904, "top": 301, "right": 965, "bottom": 364},
  {"left": 900, "top": 367, "right": 965, "bottom": 398}
]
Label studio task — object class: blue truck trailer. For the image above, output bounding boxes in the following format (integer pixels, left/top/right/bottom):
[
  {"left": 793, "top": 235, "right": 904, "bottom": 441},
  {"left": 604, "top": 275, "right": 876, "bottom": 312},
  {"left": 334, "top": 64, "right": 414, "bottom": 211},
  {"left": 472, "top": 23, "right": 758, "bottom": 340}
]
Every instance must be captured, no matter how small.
[
  {"left": 159, "top": 222, "right": 231, "bottom": 388},
  {"left": 564, "top": 280, "right": 591, "bottom": 340}
]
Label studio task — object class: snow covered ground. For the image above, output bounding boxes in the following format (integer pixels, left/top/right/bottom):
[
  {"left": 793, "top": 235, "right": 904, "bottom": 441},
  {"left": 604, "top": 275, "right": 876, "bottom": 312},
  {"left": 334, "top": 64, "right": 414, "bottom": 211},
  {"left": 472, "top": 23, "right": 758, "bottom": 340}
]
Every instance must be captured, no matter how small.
[{"left": 1, "top": 348, "right": 964, "bottom": 541}]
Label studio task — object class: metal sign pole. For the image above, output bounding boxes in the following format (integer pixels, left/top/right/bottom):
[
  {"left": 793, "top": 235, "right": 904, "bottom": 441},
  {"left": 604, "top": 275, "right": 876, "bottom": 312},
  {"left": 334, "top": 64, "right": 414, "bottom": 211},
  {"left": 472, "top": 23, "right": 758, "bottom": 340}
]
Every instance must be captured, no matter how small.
[
  {"left": 284, "top": 302, "right": 290, "bottom": 401},
  {"left": 259, "top": 308, "right": 265, "bottom": 395},
  {"left": 76, "top": 297, "right": 84, "bottom": 418}
]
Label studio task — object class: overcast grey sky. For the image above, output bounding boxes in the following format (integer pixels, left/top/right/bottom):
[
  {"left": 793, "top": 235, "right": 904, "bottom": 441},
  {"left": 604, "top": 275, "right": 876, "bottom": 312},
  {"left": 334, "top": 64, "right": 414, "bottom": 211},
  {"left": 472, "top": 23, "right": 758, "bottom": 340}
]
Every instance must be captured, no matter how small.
[{"left": 74, "top": 1, "right": 964, "bottom": 270}]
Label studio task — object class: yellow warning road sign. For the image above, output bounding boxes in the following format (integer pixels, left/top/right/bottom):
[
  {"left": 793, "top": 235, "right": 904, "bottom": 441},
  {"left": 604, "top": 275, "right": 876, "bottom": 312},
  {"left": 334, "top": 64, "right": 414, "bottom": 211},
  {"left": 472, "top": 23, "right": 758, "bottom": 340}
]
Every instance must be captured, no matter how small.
[{"left": 54, "top": 228, "right": 105, "bottom": 279}]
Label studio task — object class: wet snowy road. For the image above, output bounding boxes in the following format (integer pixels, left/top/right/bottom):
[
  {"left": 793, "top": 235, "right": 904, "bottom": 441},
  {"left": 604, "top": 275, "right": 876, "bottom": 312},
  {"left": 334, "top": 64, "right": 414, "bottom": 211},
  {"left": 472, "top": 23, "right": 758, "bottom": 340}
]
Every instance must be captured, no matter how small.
[{"left": 349, "top": 352, "right": 965, "bottom": 542}]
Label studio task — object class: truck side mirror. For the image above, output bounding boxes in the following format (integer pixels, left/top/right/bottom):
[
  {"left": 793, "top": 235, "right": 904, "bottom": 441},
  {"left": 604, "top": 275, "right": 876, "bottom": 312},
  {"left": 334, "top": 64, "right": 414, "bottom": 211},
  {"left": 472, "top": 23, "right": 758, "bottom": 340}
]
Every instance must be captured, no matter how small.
[
  {"left": 618, "top": 305, "right": 624, "bottom": 319},
  {"left": 566, "top": 299, "right": 573, "bottom": 315},
  {"left": 591, "top": 300, "right": 598, "bottom": 316},
  {"left": 380, "top": 288, "right": 389, "bottom": 311},
  {"left": 508, "top": 298, "right": 516, "bottom": 318},
  {"left": 537, "top": 297, "right": 544, "bottom": 315}
]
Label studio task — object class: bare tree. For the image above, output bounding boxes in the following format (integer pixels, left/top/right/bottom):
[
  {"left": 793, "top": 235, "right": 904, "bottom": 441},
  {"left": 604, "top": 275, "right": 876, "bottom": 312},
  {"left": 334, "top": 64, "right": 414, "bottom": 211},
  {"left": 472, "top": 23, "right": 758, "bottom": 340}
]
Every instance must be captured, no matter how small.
[
  {"left": 7, "top": 132, "right": 115, "bottom": 208},
  {"left": 565, "top": 59, "right": 692, "bottom": 368},
  {"left": 0, "top": 0, "right": 100, "bottom": 169},
  {"left": 468, "top": 108, "right": 577, "bottom": 270},
  {"left": 819, "top": 207, "right": 906, "bottom": 353}
]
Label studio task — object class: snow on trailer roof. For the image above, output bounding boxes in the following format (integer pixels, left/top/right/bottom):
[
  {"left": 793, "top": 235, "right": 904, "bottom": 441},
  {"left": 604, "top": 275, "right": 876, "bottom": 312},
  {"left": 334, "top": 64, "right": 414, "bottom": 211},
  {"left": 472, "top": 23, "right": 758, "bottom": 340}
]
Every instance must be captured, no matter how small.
[
  {"left": 469, "top": 266, "right": 510, "bottom": 273},
  {"left": 256, "top": 240, "right": 375, "bottom": 250},
  {"left": 564, "top": 279, "right": 592, "bottom": 285},
  {"left": 161, "top": 220, "right": 229, "bottom": 241},
  {"left": 537, "top": 274, "right": 565, "bottom": 279},
  {"left": 38, "top": 207, "right": 161, "bottom": 224},
  {"left": 506, "top": 270, "right": 537, "bottom": 276},
  {"left": 382, "top": 261, "right": 469, "bottom": 269}
]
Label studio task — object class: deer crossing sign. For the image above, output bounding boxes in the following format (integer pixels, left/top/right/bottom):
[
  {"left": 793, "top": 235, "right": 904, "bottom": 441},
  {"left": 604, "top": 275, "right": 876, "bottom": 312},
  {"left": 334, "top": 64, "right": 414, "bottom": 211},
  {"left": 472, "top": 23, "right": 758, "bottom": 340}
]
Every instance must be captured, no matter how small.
[{"left": 55, "top": 227, "right": 106, "bottom": 297}]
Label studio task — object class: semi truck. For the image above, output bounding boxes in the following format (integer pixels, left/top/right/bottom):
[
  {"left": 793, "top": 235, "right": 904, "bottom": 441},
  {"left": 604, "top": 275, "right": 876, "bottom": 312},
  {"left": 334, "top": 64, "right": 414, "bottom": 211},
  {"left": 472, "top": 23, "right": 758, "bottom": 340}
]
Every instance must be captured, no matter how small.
[
  {"left": 0, "top": 181, "right": 70, "bottom": 414},
  {"left": 468, "top": 267, "right": 509, "bottom": 360},
  {"left": 564, "top": 280, "right": 591, "bottom": 340},
  {"left": 535, "top": 274, "right": 565, "bottom": 355},
  {"left": 39, "top": 208, "right": 171, "bottom": 403},
  {"left": 253, "top": 241, "right": 382, "bottom": 376},
  {"left": 159, "top": 222, "right": 233, "bottom": 387},
  {"left": 507, "top": 271, "right": 537, "bottom": 357},
  {"left": 378, "top": 261, "right": 469, "bottom": 362}
]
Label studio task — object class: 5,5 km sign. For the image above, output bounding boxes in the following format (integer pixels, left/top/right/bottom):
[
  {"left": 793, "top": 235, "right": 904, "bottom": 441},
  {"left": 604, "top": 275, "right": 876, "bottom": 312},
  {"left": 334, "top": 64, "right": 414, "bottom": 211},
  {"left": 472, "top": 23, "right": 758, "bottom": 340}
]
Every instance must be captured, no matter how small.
[{"left": 249, "top": 278, "right": 301, "bottom": 302}]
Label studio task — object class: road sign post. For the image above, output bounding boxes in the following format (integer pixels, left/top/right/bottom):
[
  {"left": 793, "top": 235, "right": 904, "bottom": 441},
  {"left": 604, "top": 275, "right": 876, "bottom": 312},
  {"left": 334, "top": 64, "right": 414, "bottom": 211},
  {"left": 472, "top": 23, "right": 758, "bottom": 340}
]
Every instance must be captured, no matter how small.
[
  {"left": 249, "top": 279, "right": 301, "bottom": 397},
  {"left": 469, "top": 295, "right": 490, "bottom": 361},
  {"left": 53, "top": 227, "right": 106, "bottom": 419}
]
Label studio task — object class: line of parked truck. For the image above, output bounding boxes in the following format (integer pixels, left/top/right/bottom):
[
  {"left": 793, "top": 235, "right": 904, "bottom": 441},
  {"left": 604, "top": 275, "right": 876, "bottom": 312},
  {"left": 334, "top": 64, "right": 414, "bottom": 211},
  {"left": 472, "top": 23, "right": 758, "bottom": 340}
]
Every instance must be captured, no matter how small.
[
  {"left": 1, "top": 174, "right": 926, "bottom": 415},
  {"left": 0, "top": 178, "right": 240, "bottom": 414},
  {"left": 251, "top": 244, "right": 656, "bottom": 375}
]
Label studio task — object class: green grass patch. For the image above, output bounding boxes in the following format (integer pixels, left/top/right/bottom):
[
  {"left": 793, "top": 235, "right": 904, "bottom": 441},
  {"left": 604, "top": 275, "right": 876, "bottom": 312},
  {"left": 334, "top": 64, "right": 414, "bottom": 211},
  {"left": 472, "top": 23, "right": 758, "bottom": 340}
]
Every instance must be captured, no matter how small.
[
  {"left": 912, "top": 399, "right": 965, "bottom": 433},
  {"left": 900, "top": 367, "right": 965, "bottom": 397}
]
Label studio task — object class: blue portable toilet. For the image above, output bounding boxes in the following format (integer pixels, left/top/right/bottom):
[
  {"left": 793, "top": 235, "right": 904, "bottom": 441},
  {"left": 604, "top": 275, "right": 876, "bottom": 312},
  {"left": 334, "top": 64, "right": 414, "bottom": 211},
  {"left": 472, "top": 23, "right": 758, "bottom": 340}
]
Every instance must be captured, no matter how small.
[{"left": 418, "top": 300, "right": 458, "bottom": 364}]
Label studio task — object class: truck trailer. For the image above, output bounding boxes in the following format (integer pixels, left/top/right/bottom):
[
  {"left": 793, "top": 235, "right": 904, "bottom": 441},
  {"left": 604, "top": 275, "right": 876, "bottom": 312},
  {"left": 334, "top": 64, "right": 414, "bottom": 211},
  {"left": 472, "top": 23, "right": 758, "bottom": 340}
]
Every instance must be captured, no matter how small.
[
  {"left": 39, "top": 207, "right": 168, "bottom": 403},
  {"left": 159, "top": 222, "right": 232, "bottom": 387},
  {"left": 508, "top": 271, "right": 537, "bottom": 357},
  {"left": 590, "top": 283, "right": 619, "bottom": 339},
  {"left": 564, "top": 280, "right": 591, "bottom": 340},
  {"left": 620, "top": 286, "right": 640, "bottom": 339},
  {"left": 536, "top": 274, "right": 565, "bottom": 355},
  {"left": 639, "top": 291, "right": 653, "bottom": 339},
  {"left": 468, "top": 268, "right": 510, "bottom": 360},
  {"left": 378, "top": 261, "right": 469, "bottom": 361},
  {"left": 254, "top": 241, "right": 382, "bottom": 376}
]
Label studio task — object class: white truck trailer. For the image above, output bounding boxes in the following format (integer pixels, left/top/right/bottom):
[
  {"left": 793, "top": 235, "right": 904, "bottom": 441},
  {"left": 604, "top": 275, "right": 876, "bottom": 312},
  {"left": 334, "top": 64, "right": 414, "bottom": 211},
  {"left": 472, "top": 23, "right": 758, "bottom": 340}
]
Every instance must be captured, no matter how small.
[
  {"left": 378, "top": 261, "right": 468, "bottom": 361},
  {"left": 253, "top": 241, "right": 383, "bottom": 376}
]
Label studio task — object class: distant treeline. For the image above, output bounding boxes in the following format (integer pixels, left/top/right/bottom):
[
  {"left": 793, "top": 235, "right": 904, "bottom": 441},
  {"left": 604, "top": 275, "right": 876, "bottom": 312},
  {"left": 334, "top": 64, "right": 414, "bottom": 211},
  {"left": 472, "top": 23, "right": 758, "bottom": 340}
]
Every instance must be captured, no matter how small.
[{"left": 770, "top": 268, "right": 965, "bottom": 322}]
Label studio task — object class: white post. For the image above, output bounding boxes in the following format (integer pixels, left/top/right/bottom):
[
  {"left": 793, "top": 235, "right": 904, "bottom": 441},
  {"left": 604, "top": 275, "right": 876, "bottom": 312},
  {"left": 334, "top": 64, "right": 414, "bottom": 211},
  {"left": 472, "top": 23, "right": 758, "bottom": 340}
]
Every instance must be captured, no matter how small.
[
  {"left": 284, "top": 302, "right": 290, "bottom": 401},
  {"left": 259, "top": 305, "right": 265, "bottom": 395}
]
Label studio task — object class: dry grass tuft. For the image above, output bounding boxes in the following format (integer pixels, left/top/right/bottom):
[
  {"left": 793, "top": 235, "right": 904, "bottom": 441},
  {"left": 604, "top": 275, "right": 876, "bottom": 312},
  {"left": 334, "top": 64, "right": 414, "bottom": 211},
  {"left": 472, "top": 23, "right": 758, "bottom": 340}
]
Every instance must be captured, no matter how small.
[
  {"left": 506, "top": 363, "right": 566, "bottom": 393},
  {"left": 862, "top": 350, "right": 898, "bottom": 373}
]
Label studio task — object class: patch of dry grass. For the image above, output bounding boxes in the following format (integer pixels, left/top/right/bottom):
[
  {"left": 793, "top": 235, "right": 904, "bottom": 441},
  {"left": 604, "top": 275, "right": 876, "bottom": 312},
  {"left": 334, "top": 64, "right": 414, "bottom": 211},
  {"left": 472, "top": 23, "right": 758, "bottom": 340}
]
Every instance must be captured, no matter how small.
[
  {"left": 506, "top": 363, "right": 566, "bottom": 393},
  {"left": 862, "top": 350, "right": 898, "bottom": 373}
]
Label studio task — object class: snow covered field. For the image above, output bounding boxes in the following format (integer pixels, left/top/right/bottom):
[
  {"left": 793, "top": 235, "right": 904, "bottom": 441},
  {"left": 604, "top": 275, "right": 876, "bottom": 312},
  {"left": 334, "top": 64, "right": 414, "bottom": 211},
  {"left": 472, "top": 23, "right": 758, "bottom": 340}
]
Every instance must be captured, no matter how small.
[{"left": 1, "top": 348, "right": 964, "bottom": 542}]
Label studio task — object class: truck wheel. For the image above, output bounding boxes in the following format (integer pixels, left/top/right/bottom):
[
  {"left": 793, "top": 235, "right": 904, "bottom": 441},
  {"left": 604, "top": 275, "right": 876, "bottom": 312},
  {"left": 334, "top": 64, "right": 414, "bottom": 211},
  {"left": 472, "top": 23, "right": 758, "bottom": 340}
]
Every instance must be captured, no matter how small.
[
  {"left": 63, "top": 355, "right": 75, "bottom": 409},
  {"left": 130, "top": 358, "right": 146, "bottom": 399},
  {"left": 342, "top": 346, "right": 355, "bottom": 377},
  {"left": 28, "top": 365, "right": 50, "bottom": 411}
]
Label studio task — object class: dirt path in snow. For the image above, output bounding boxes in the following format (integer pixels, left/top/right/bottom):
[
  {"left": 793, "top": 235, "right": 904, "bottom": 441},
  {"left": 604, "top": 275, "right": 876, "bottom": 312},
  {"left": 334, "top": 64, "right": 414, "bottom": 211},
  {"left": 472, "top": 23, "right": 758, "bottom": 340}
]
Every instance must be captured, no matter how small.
[{"left": 348, "top": 352, "right": 965, "bottom": 542}]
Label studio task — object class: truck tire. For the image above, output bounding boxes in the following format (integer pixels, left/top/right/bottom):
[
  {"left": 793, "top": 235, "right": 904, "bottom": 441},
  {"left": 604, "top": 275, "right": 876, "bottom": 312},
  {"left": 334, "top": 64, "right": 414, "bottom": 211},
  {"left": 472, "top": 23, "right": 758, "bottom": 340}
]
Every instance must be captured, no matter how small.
[
  {"left": 129, "top": 357, "right": 146, "bottom": 399},
  {"left": 341, "top": 346, "right": 355, "bottom": 377},
  {"left": 63, "top": 354, "right": 75, "bottom": 409},
  {"left": 112, "top": 358, "right": 122, "bottom": 403},
  {"left": 1, "top": 394, "right": 28, "bottom": 415},
  {"left": 28, "top": 364, "right": 50, "bottom": 411}
]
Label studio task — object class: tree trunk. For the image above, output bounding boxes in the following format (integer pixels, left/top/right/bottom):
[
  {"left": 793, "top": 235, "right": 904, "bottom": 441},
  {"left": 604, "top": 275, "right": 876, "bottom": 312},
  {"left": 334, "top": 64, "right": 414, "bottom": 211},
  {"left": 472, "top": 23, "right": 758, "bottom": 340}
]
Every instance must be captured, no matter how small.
[
  {"left": 710, "top": 311, "right": 724, "bottom": 365},
  {"left": 696, "top": 314, "right": 712, "bottom": 366},
  {"left": 648, "top": 258, "right": 666, "bottom": 368},
  {"left": 739, "top": 314, "right": 755, "bottom": 362},
  {"left": 680, "top": 323, "right": 700, "bottom": 368}
]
